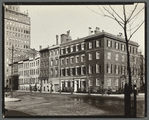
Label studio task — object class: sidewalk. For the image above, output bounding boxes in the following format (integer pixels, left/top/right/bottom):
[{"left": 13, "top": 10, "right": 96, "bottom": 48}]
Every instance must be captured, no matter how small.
[
  {"left": 5, "top": 97, "right": 21, "bottom": 102},
  {"left": 16, "top": 90, "right": 144, "bottom": 97}
]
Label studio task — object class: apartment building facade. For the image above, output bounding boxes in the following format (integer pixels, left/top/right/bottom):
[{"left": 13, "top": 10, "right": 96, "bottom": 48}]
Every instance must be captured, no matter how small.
[
  {"left": 39, "top": 47, "right": 50, "bottom": 92},
  {"left": 49, "top": 43, "right": 60, "bottom": 92},
  {"left": 18, "top": 53, "right": 40, "bottom": 90},
  {"left": 59, "top": 29, "right": 141, "bottom": 92},
  {"left": 4, "top": 4, "right": 31, "bottom": 87}
]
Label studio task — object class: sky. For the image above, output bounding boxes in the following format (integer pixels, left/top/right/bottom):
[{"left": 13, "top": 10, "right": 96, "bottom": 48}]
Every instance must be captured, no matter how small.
[{"left": 20, "top": 3, "right": 145, "bottom": 55}]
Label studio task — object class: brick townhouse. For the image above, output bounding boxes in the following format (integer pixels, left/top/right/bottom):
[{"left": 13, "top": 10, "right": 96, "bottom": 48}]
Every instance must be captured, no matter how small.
[{"left": 59, "top": 28, "right": 140, "bottom": 92}]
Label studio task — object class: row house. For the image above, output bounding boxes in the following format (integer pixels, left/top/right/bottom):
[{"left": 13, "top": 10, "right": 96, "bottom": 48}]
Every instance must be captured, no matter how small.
[
  {"left": 39, "top": 46, "right": 49, "bottom": 92},
  {"left": 49, "top": 41, "right": 60, "bottom": 92},
  {"left": 18, "top": 53, "right": 40, "bottom": 90},
  {"left": 59, "top": 28, "right": 141, "bottom": 92}
]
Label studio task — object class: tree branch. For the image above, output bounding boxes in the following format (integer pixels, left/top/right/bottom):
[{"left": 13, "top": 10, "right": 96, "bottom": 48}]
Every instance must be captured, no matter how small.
[
  {"left": 102, "top": 6, "right": 124, "bottom": 28},
  {"left": 128, "top": 20, "right": 144, "bottom": 40},
  {"left": 127, "top": 3, "right": 138, "bottom": 22},
  {"left": 109, "top": 5, "right": 124, "bottom": 22},
  {"left": 128, "top": 7, "right": 144, "bottom": 22}
]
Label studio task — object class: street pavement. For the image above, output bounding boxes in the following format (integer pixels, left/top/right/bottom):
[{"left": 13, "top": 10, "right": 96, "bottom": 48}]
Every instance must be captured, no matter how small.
[{"left": 4, "top": 91, "right": 145, "bottom": 117}]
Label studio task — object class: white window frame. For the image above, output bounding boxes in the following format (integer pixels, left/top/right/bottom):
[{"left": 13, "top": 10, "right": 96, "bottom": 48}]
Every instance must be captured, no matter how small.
[
  {"left": 66, "top": 57, "right": 69, "bottom": 64},
  {"left": 89, "top": 53, "right": 92, "bottom": 60},
  {"left": 116, "top": 42, "right": 119, "bottom": 49},
  {"left": 96, "top": 64, "right": 100, "bottom": 73},
  {"left": 96, "top": 78, "right": 100, "bottom": 86},
  {"left": 70, "top": 56, "right": 73, "bottom": 64},
  {"left": 122, "top": 55, "right": 125, "bottom": 62},
  {"left": 81, "top": 54, "right": 85, "bottom": 62},
  {"left": 122, "top": 44, "right": 125, "bottom": 51},
  {"left": 81, "top": 43, "right": 85, "bottom": 50},
  {"left": 108, "top": 65, "right": 111, "bottom": 74},
  {"left": 61, "top": 48, "right": 64, "bottom": 55},
  {"left": 107, "top": 52, "right": 111, "bottom": 59},
  {"left": 115, "top": 54, "right": 119, "bottom": 61},
  {"left": 115, "top": 79, "right": 118, "bottom": 86},
  {"left": 76, "top": 55, "right": 79, "bottom": 63},
  {"left": 61, "top": 58, "right": 64, "bottom": 65},
  {"left": 81, "top": 65, "right": 85, "bottom": 75},
  {"left": 96, "top": 52, "right": 100, "bottom": 59},
  {"left": 108, "top": 40, "right": 111, "bottom": 47},
  {"left": 71, "top": 45, "right": 74, "bottom": 52},
  {"left": 76, "top": 44, "right": 79, "bottom": 51},
  {"left": 107, "top": 78, "right": 111, "bottom": 86},
  {"left": 96, "top": 40, "right": 100, "bottom": 47},
  {"left": 116, "top": 65, "right": 118, "bottom": 74},
  {"left": 89, "top": 42, "right": 92, "bottom": 49},
  {"left": 66, "top": 46, "right": 69, "bottom": 54}
]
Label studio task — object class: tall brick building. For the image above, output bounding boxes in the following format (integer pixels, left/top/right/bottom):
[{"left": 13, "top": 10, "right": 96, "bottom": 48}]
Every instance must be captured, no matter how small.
[{"left": 4, "top": 4, "right": 31, "bottom": 87}]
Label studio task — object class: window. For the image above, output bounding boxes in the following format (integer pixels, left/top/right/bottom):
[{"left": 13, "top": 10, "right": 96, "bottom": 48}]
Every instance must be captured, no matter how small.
[
  {"left": 115, "top": 42, "right": 119, "bottom": 49},
  {"left": 115, "top": 54, "right": 119, "bottom": 61},
  {"left": 51, "top": 60, "right": 53, "bottom": 66},
  {"left": 55, "top": 69, "right": 58, "bottom": 76},
  {"left": 76, "top": 56, "right": 79, "bottom": 63},
  {"left": 122, "top": 55, "right": 125, "bottom": 62},
  {"left": 81, "top": 54, "right": 85, "bottom": 62},
  {"left": 89, "top": 80, "right": 93, "bottom": 86},
  {"left": 61, "top": 48, "right": 64, "bottom": 55},
  {"left": 134, "top": 57, "right": 136, "bottom": 64},
  {"left": 55, "top": 59, "right": 58, "bottom": 65},
  {"left": 115, "top": 79, "right": 118, "bottom": 87},
  {"left": 96, "top": 79, "right": 100, "bottom": 86},
  {"left": 96, "top": 64, "right": 101, "bottom": 73},
  {"left": 66, "top": 58, "right": 69, "bottom": 64},
  {"left": 81, "top": 43, "right": 85, "bottom": 50},
  {"left": 107, "top": 78, "right": 111, "bottom": 86},
  {"left": 107, "top": 52, "right": 111, "bottom": 59},
  {"left": 81, "top": 66, "right": 86, "bottom": 75},
  {"left": 89, "top": 53, "right": 92, "bottom": 60},
  {"left": 107, "top": 64, "right": 112, "bottom": 74},
  {"left": 115, "top": 65, "right": 119, "bottom": 74},
  {"left": 121, "top": 65, "right": 125, "bottom": 75},
  {"left": 61, "top": 58, "right": 64, "bottom": 65},
  {"left": 89, "top": 42, "right": 92, "bottom": 49},
  {"left": 96, "top": 52, "right": 100, "bottom": 59},
  {"left": 71, "top": 45, "right": 74, "bottom": 52},
  {"left": 96, "top": 40, "right": 100, "bottom": 47},
  {"left": 66, "top": 47, "right": 69, "bottom": 54},
  {"left": 89, "top": 65, "right": 93, "bottom": 74},
  {"left": 76, "top": 44, "right": 79, "bottom": 51},
  {"left": 121, "top": 44, "right": 125, "bottom": 51},
  {"left": 107, "top": 40, "right": 112, "bottom": 47}
]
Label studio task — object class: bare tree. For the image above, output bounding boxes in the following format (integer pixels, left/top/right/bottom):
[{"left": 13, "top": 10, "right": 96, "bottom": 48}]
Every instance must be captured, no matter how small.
[
  {"left": 87, "top": 3, "right": 144, "bottom": 116},
  {"left": 87, "top": 3, "right": 144, "bottom": 89}
]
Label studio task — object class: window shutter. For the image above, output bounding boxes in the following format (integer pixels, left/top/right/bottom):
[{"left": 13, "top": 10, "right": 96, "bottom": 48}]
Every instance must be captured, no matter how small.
[
  {"left": 115, "top": 42, "right": 116, "bottom": 48},
  {"left": 107, "top": 64, "right": 108, "bottom": 73},
  {"left": 99, "top": 40, "right": 101, "bottom": 47},
  {"left": 111, "top": 41, "right": 112, "bottom": 47},
  {"left": 95, "top": 40, "right": 97, "bottom": 47},
  {"left": 107, "top": 40, "right": 108, "bottom": 47},
  {"left": 111, "top": 64, "right": 112, "bottom": 73}
]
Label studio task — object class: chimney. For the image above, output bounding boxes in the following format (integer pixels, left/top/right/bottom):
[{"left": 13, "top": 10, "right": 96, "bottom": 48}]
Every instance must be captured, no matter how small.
[
  {"left": 67, "top": 30, "right": 70, "bottom": 36},
  {"left": 56, "top": 35, "right": 58, "bottom": 45},
  {"left": 39, "top": 45, "right": 42, "bottom": 50},
  {"left": 88, "top": 27, "right": 92, "bottom": 35}
]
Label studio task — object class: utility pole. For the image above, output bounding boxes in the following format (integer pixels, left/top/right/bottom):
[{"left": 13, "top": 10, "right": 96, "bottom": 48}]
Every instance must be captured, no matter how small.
[{"left": 11, "top": 45, "right": 14, "bottom": 98}]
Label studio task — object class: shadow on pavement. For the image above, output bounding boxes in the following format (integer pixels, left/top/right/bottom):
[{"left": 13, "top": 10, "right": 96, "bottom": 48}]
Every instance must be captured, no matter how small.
[{"left": 4, "top": 109, "right": 32, "bottom": 117}]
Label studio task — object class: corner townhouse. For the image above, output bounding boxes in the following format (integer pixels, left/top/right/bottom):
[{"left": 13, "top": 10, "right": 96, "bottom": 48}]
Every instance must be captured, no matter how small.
[{"left": 59, "top": 28, "right": 141, "bottom": 93}]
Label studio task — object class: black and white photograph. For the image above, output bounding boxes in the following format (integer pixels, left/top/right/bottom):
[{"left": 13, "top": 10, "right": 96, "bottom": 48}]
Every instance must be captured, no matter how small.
[{"left": 3, "top": 2, "right": 146, "bottom": 118}]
